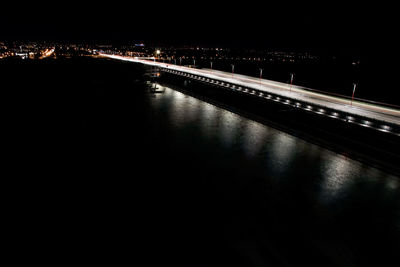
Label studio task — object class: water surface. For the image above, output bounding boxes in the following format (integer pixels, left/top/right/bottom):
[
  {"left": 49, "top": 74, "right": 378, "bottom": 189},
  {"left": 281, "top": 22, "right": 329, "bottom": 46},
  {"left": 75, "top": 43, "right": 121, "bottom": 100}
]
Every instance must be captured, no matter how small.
[{"left": 140, "top": 83, "right": 400, "bottom": 266}]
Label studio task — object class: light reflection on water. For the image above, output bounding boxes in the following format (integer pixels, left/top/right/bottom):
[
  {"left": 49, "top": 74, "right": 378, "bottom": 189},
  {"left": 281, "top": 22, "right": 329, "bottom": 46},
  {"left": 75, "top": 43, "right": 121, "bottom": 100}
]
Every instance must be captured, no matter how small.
[
  {"left": 318, "top": 152, "right": 362, "bottom": 201},
  {"left": 266, "top": 132, "right": 298, "bottom": 177},
  {"left": 218, "top": 110, "right": 242, "bottom": 148},
  {"left": 199, "top": 101, "right": 220, "bottom": 138},
  {"left": 149, "top": 85, "right": 399, "bottom": 200},
  {"left": 241, "top": 120, "right": 271, "bottom": 158}
]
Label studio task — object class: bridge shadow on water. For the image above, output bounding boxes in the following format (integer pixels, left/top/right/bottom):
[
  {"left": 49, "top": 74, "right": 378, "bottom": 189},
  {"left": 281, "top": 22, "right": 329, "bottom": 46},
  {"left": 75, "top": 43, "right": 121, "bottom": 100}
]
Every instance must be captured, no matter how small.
[{"left": 4, "top": 58, "right": 399, "bottom": 267}]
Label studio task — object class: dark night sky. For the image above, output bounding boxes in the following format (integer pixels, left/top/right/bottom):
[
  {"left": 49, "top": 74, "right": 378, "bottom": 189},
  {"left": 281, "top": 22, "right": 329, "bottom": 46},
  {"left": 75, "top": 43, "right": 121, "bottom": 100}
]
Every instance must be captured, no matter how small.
[{"left": 1, "top": 2, "right": 395, "bottom": 51}]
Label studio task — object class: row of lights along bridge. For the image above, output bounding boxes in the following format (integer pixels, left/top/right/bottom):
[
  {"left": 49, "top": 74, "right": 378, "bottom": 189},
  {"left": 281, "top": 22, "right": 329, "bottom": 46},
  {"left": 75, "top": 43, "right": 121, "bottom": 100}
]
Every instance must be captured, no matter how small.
[{"left": 153, "top": 49, "right": 358, "bottom": 100}]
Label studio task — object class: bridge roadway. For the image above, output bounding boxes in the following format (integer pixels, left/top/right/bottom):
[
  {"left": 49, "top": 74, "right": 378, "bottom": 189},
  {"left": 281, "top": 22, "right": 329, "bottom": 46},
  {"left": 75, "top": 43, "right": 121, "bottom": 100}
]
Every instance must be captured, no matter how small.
[{"left": 100, "top": 53, "right": 400, "bottom": 135}]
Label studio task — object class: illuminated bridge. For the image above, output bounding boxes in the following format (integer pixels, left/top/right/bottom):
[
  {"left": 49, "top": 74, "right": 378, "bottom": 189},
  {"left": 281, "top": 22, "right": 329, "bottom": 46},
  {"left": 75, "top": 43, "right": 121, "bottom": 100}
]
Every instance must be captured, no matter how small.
[{"left": 100, "top": 53, "right": 400, "bottom": 136}]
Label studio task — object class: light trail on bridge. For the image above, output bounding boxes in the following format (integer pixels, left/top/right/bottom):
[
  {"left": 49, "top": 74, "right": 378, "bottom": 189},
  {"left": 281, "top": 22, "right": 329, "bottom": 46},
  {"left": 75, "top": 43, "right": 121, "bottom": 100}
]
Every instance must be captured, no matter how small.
[{"left": 99, "top": 53, "right": 400, "bottom": 134}]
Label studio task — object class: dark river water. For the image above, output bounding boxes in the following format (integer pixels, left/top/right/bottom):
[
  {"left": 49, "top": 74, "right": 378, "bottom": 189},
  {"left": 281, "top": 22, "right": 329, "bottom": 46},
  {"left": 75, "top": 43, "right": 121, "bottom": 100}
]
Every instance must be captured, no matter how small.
[
  {"left": 135, "top": 83, "right": 400, "bottom": 266},
  {"left": 4, "top": 58, "right": 399, "bottom": 266}
]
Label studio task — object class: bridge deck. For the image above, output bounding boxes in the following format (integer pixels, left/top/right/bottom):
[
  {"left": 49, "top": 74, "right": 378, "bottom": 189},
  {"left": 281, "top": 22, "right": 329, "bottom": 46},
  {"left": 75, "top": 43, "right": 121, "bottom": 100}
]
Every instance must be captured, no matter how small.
[{"left": 100, "top": 54, "right": 400, "bottom": 131}]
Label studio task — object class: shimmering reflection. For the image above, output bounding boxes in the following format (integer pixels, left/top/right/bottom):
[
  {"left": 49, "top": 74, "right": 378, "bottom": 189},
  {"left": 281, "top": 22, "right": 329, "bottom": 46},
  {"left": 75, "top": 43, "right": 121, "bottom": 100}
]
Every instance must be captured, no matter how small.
[
  {"left": 218, "top": 110, "right": 243, "bottom": 148},
  {"left": 318, "top": 149, "right": 400, "bottom": 203},
  {"left": 184, "top": 96, "right": 202, "bottom": 123},
  {"left": 386, "top": 177, "right": 400, "bottom": 191},
  {"left": 166, "top": 89, "right": 190, "bottom": 127},
  {"left": 198, "top": 101, "right": 220, "bottom": 138},
  {"left": 151, "top": 87, "right": 203, "bottom": 128},
  {"left": 319, "top": 152, "right": 362, "bottom": 201},
  {"left": 266, "top": 132, "right": 297, "bottom": 176},
  {"left": 241, "top": 120, "right": 271, "bottom": 158}
]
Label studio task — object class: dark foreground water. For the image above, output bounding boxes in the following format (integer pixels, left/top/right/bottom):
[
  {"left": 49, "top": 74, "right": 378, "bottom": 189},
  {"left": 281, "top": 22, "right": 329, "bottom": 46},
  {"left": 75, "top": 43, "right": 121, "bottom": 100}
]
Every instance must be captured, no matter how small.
[{"left": 4, "top": 58, "right": 399, "bottom": 266}]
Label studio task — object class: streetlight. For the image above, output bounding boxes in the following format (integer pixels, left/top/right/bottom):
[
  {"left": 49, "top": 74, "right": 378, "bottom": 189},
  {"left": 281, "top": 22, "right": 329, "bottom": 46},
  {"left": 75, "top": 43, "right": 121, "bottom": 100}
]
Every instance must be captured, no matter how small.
[
  {"left": 289, "top": 73, "right": 294, "bottom": 92},
  {"left": 156, "top": 50, "right": 161, "bottom": 62},
  {"left": 154, "top": 49, "right": 161, "bottom": 62},
  {"left": 351, "top": 83, "right": 357, "bottom": 106}
]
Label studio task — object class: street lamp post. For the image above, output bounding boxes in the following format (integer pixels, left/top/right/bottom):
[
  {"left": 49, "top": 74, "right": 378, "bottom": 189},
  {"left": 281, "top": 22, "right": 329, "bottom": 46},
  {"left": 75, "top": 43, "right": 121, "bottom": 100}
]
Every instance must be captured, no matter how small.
[
  {"left": 289, "top": 73, "right": 294, "bottom": 92},
  {"left": 351, "top": 83, "right": 357, "bottom": 106},
  {"left": 259, "top": 68, "right": 263, "bottom": 88}
]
